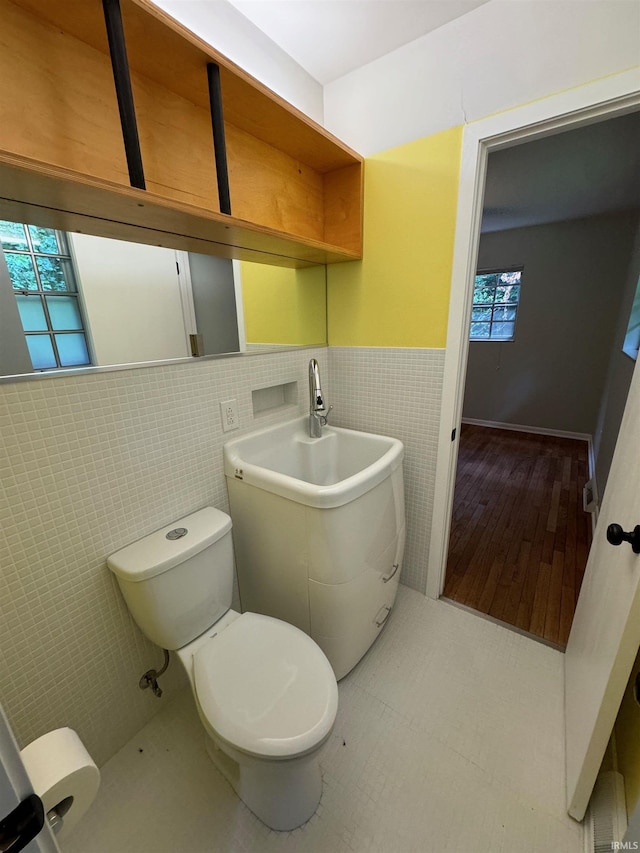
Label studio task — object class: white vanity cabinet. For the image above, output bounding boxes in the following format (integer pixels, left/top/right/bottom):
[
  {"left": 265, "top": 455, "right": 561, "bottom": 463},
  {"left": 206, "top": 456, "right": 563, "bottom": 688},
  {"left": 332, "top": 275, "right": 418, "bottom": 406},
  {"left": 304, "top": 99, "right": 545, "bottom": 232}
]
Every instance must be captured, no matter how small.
[{"left": 226, "top": 447, "right": 405, "bottom": 680}]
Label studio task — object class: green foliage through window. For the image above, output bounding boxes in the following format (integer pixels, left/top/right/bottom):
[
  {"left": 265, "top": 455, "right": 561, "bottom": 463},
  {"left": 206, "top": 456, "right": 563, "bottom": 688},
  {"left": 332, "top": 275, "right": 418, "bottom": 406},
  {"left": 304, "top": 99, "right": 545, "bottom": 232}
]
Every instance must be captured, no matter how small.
[
  {"left": 0, "top": 220, "right": 91, "bottom": 370},
  {"left": 470, "top": 269, "right": 522, "bottom": 341}
]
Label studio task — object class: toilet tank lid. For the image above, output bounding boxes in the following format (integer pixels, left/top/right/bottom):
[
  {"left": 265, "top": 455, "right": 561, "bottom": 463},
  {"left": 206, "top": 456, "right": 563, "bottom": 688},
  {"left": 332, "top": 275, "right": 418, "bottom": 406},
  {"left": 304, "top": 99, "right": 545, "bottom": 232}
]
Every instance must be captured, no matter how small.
[{"left": 107, "top": 506, "right": 232, "bottom": 582}]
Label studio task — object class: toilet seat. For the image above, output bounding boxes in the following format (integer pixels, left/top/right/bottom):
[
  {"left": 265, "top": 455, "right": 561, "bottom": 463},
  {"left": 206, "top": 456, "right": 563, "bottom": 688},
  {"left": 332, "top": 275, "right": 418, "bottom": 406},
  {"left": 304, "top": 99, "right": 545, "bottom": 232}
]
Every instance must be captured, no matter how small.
[{"left": 193, "top": 612, "right": 338, "bottom": 760}]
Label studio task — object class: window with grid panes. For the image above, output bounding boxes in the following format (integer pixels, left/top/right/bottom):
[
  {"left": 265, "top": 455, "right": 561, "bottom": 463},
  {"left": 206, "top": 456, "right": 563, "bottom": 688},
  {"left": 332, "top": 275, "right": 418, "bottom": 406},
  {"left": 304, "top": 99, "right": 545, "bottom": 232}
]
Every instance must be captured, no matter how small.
[
  {"left": 470, "top": 269, "right": 523, "bottom": 341},
  {"left": 0, "top": 220, "right": 91, "bottom": 370}
]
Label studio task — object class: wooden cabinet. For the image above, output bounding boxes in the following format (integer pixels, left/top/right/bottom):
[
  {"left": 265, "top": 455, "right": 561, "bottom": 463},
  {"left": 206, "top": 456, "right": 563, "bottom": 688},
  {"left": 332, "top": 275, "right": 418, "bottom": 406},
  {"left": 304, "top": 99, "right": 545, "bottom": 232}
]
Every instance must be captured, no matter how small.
[{"left": 0, "top": 0, "right": 363, "bottom": 266}]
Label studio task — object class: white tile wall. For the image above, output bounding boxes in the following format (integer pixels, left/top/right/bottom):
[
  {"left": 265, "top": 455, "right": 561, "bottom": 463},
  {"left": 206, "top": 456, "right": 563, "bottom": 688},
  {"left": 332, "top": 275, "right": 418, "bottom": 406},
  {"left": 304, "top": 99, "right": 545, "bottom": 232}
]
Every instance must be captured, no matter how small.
[
  {"left": 0, "top": 345, "right": 445, "bottom": 769},
  {"left": 0, "top": 348, "right": 328, "bottom": 765},
  {"left": 328, "top": 347, "right": 445, "bottom": 593}
]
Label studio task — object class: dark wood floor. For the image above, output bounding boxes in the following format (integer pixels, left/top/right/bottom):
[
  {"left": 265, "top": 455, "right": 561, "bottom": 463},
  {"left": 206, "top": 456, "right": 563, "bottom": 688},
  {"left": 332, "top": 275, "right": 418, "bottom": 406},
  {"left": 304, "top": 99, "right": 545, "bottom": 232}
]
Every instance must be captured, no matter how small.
[{"left": 443, "top": 424, "right": 592, "bottom": 648}]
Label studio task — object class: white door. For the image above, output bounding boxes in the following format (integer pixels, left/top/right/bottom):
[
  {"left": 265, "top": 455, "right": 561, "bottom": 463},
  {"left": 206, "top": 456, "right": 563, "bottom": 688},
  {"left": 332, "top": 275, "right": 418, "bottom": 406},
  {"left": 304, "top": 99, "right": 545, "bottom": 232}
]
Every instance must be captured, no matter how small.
[
  {"left": 0, "top": 706, "right": 59, "bottom": 852},
  {"left": 565, "top": 351, "right": 640, "bottom": 820}
]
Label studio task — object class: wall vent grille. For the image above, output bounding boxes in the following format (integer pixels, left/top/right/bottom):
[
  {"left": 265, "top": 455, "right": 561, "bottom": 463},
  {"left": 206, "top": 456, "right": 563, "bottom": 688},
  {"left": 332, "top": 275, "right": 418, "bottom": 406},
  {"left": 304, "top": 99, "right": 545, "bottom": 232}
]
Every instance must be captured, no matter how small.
[
  {"left": 587, "top": 771, "right": 627, "bottom": 853},
  {"left": 583, "top": 477, "right": 598, "bottom": 513}
]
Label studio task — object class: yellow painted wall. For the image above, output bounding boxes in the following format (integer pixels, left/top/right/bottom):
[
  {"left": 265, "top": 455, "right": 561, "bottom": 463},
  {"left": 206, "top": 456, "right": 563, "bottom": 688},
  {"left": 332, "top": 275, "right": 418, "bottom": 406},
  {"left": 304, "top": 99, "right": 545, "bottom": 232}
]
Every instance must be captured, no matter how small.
[
  {"left": 615, "top": 646, "right": 640, "bottom": 816},
  {"left": 241, "top": 262, "right": 326, "bottom": 345},
  {"left": 327, "top": 125, "right": 463, "bottom": 348}
]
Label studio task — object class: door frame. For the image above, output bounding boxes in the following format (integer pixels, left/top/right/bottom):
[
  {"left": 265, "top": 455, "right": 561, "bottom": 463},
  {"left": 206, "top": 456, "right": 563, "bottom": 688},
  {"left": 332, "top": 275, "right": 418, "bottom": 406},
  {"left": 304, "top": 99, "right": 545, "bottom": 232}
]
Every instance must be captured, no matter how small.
[{"left": 426, "top": 68, "right": 640, "bottom": 601}]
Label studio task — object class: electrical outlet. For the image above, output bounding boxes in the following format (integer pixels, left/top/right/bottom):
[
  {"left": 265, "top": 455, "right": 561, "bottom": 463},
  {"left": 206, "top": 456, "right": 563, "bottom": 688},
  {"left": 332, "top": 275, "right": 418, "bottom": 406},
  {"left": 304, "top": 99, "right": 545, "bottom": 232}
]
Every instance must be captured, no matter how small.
[{"left": 220, "top": 399, "right": 239, "bottom": 432}]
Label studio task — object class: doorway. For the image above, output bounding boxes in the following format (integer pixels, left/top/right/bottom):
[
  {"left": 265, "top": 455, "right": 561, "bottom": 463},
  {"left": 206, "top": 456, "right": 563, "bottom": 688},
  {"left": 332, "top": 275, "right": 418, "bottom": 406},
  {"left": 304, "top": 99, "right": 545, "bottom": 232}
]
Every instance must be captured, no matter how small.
[
  {"left": 427, "top": 73, "right": 640, "bottom": 607},
  {"left": 439, "top": 112, "right": 640, "bottom": 645}
]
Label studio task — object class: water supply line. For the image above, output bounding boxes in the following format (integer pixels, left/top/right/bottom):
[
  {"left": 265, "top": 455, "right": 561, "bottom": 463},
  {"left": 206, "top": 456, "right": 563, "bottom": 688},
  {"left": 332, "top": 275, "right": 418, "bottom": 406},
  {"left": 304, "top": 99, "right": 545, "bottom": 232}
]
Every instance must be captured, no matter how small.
[{"left": 139, "top": 649, "right": 170, "bottom": 698}]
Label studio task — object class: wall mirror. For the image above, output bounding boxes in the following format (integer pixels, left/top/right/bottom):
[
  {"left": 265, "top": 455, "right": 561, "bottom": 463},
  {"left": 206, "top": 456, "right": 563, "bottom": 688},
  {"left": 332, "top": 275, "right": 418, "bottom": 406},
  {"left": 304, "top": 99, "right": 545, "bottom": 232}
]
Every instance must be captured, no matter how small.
[{"left": 0, "top": 214, "right": 327, "bottom": 381}]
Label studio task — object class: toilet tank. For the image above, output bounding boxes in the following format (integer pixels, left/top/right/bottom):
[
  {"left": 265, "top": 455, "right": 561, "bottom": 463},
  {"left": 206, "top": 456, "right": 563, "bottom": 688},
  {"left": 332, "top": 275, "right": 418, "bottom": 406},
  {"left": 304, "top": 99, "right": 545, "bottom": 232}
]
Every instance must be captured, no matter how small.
[{"left": 107, "top": 507, "right": 234, "bottom": 650}]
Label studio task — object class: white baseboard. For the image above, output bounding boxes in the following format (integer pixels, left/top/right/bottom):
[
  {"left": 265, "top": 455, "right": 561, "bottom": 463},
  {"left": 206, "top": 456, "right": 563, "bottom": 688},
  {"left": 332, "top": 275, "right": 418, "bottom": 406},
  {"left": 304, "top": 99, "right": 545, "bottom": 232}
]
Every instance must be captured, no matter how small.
[{"left": 461, "top": 417, "right": 591, "bottom": 443}]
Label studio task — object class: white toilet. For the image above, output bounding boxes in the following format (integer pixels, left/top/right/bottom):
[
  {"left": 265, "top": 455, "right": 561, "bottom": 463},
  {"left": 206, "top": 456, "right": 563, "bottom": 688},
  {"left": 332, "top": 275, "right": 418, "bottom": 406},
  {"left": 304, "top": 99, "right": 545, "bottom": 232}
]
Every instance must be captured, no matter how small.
[{"left": 107, "top": 506, "right": 338, "bottom": 831}]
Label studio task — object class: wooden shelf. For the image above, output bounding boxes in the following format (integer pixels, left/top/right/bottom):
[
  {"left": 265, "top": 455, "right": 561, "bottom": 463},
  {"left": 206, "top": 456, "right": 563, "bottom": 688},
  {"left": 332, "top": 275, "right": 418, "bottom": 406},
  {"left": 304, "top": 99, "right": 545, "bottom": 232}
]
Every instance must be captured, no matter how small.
[{"left": 0, "top": 0, "right": 363, "bottom": 266}]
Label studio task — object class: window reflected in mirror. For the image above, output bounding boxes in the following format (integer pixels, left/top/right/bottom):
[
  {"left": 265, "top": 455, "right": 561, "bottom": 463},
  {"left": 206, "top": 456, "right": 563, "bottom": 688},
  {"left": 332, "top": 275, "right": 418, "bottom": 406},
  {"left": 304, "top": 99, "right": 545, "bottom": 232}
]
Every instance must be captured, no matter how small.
[
  {"left": 1, "top": 220, "right": 91, "bottom": 370},
  {"left": 0, "top": 217, "right": 327, "bottom": 379}
]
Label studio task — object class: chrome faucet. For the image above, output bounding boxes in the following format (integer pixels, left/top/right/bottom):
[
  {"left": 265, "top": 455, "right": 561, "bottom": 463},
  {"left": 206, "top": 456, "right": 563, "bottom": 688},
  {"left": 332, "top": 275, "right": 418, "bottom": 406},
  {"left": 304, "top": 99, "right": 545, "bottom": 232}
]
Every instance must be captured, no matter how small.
[{"left": 308, "top": 358, "right": 332, "bottom": 437}]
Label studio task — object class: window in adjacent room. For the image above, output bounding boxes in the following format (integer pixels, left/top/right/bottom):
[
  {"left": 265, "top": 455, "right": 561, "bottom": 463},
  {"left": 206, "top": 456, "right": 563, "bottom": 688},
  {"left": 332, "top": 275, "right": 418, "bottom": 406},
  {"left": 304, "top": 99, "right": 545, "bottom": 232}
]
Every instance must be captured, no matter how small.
[
  {"left": 0, "top": 220, "right": 91, "bottom": 370},
  {"left": 470, "top": 268, "right": 523, "bottom": 341},
  {"left": 622, "top": 275, "right": 640, "bottom": 361}
]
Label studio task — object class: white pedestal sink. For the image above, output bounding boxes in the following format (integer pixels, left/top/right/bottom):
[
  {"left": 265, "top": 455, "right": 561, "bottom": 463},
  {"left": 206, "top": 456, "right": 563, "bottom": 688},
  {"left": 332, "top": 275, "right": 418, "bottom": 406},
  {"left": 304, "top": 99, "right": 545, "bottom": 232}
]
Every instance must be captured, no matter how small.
[{"left": 223, "top": 416, "right": 405, "bottom": 679}]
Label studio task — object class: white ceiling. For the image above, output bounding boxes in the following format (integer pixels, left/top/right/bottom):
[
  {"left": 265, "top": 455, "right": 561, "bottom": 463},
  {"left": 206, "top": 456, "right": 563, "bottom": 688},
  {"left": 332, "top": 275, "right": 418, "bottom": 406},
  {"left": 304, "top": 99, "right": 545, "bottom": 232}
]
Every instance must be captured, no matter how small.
[
  {"left": 482, "top": 111, "right": 640, "bottom": 233},
  {"left": 225, "top": 0, "right": 490, "bottom": 84}
]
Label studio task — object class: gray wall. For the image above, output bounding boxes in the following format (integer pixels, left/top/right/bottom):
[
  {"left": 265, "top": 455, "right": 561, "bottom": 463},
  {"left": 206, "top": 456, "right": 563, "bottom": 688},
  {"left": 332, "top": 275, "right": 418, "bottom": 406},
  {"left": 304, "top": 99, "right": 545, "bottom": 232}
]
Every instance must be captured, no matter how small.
[
  {"left": 188, "top": 253, "right": 240, "bottom": 355},
  {"left": 463, "top": 212, "right": 640, "bottom": 435}
]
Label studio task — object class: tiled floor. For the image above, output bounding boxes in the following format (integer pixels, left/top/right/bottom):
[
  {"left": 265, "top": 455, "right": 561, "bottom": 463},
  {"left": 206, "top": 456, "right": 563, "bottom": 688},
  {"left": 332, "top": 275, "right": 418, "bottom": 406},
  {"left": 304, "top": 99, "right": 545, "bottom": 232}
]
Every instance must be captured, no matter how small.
[{"left": 63, "top": 587, "right": 584, "bottom": 853}]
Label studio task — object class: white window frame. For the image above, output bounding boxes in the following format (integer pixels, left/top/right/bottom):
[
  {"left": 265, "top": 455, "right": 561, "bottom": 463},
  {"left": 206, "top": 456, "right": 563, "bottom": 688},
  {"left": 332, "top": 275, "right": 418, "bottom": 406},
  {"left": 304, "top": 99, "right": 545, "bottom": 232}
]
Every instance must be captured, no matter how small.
[{"left": 469, "top": 267, "right": 523, "bottom": 342}]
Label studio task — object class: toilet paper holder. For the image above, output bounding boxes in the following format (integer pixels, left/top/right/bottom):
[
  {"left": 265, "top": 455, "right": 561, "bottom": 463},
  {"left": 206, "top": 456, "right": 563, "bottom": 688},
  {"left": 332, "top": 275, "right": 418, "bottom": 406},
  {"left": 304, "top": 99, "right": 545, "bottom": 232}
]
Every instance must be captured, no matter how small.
[
  {"left": 45, "top": 795, "right": 73, "bottom": 834},
  {"left": 19, "top": 727, "right": 100, "bottom": 841}
]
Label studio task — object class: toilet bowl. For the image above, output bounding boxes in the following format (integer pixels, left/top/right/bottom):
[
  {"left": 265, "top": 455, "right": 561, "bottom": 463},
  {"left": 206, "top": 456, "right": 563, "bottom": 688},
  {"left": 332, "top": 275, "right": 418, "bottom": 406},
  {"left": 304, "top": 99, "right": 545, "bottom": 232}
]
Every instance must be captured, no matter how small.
[
  {"left": 107, "top": 506, "right": 338, "bottom": 831},
  {"left": 176, "top": 609, "right": 337, "bottom": 830}
]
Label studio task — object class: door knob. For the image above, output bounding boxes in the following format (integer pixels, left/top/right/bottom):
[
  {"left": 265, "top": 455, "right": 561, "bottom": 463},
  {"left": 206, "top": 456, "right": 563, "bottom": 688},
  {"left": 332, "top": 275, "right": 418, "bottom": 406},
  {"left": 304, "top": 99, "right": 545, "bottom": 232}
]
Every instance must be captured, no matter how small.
[{"left": 606, "top": 523, "right": 640, "bottom": 554}]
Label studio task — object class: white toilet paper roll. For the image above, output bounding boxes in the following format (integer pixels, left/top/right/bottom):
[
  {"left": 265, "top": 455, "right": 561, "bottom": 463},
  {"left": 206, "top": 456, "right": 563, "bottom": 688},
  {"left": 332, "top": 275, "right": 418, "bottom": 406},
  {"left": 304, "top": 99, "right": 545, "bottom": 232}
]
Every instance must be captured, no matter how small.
[{"left": 20, "top": 727, "right": 100, "bottom": 838}]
